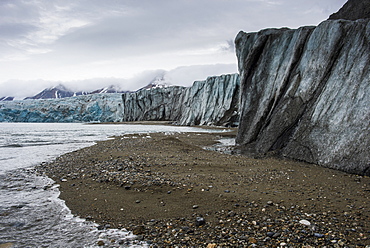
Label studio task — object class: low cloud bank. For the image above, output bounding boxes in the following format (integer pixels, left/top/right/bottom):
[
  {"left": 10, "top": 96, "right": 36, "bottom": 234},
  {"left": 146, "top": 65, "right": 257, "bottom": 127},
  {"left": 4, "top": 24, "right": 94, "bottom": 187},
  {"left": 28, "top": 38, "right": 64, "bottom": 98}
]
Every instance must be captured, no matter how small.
[{"left": 0, "top": 64, "right": 237, "bottom": 100}]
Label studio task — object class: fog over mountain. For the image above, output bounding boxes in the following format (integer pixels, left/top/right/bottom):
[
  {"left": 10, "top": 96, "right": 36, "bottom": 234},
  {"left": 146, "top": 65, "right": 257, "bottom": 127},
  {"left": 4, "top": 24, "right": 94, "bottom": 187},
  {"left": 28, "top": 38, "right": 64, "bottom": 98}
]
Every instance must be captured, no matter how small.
[{"left": 0, "top": 64, "right": 237, "bottom": 99}]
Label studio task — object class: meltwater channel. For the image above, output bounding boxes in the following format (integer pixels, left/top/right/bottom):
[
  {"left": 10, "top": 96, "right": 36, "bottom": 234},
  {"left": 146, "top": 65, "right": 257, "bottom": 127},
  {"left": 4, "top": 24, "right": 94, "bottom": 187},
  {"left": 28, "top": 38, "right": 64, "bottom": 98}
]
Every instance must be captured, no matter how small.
[{"left": 0, "top": 123, "right": 223, "bottom": 248}]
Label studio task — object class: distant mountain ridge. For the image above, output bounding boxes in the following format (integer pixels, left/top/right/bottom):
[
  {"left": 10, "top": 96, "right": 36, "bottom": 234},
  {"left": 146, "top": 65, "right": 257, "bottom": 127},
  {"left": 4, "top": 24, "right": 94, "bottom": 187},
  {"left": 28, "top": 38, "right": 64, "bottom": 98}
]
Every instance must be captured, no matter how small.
[
  {"left": 23, "top": 84, "right": 128, "bottom": 100},
  {"left": 136, "top": 75, "right": 172, "bottom": 91},
  {"left": 24, "top": 84, "right": 84, "bottom": 100},
  {"left": 0, "top": 96, "right": 14, "bottom": 101},
  {"left": 1, "top": 80, "right": 171, "bottom": 101}
]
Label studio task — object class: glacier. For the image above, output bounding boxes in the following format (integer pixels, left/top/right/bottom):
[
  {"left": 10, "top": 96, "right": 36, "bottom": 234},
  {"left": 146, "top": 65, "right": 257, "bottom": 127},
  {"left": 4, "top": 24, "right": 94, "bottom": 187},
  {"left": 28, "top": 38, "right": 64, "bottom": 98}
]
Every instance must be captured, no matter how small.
[
  {"left": 235, "top": 19, "right": 370, "bottom": 175},
  {"left": 0, "top": 74, "right": 240, "bottom": 126},
  {"left": 0, "top": 93, "right": 124, "bottom": 123},
  {"left": 122, "top": 73, "right": 240, "bottom": 126}
]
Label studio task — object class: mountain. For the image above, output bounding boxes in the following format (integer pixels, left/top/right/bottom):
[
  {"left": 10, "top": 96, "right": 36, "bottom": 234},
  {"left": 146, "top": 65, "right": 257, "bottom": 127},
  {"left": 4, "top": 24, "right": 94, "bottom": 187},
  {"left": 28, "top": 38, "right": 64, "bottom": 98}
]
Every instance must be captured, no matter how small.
[
  {"left": 0, "top": 96, "right": 14, "bottom": 101},
  {"left": 24, "top": 84, "right": 85, "bottom": 100},
  {"left": 1, "top": 74, "right": 172, "bottom": 101},
  {"left": 19, "top": 76, "right": 169, "bottom": 100},
  {"left": 23, "top": 84, "right": 129, "bottom": 100},
  {"left": 89, "top": 85, "right": 129, "bottom": 94},
  {"left": 136, "top": 75, "right": 172, "bottom": 91}
]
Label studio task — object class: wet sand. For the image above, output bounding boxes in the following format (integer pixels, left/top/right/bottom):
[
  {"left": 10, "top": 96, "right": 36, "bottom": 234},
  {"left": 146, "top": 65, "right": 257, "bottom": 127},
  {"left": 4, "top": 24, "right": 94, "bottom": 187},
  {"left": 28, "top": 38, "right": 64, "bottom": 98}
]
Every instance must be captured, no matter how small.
[{"left": 36, "top": 126, "right": 370, "bottom": 247}]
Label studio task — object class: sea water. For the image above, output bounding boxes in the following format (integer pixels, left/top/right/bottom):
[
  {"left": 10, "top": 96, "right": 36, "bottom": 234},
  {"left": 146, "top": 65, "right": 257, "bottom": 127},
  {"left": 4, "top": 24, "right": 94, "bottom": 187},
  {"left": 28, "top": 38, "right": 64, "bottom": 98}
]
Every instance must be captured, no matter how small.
[{"left": 0, "top": 123, "right": 220, "bottom": 247}]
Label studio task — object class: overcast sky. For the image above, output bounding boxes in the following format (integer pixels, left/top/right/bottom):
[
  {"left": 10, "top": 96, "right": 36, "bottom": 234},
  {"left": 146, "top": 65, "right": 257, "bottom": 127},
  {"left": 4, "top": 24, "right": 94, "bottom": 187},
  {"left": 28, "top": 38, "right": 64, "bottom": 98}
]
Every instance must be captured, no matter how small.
[{"left": 0, "top": 0, "right": 346, "bottom": 99}]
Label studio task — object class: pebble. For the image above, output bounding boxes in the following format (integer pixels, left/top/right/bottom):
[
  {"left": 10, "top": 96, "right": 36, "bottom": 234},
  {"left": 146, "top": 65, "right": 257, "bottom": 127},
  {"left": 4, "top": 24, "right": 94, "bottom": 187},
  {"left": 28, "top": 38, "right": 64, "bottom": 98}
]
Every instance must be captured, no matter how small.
[
  {"left": 272, "top": 232, "right": 281, "bottom": 238},
  {"left": 314, "top": 233, "right": 325, "bottom": 238},
  {"left": 195, "top": 217, "right": 206, "bottom": 227},
  {"left": 132, "top": 225, "right": 145, "bottom": 235},
  {"left": 249, "top": 237, "right": 257, "bottom": 244},
  {"left": 299, "top": 219, "right": 311, "bottom": 226},
  {"left": 97, "top": 240, "right": 105, "bottom": 246}
]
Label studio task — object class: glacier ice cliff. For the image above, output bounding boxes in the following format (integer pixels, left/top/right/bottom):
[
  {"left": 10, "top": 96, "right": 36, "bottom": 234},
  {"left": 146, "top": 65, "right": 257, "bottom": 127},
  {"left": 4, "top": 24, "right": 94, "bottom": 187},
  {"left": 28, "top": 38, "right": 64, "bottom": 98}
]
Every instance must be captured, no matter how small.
[
  {"left": 0, "top": 74, "right": 240, "bottom": 126},
  {"left": 121, "top": 74, "right": 240, "bottom": 126},
  {"left": 121, "top": 86, "right": 185, "bottom": 123},
  {"left": 0, "top": 93, "right": 124, "bottom": 123},
  {"left": 235, "top": 19, "right": 370, "bottom": 175}
]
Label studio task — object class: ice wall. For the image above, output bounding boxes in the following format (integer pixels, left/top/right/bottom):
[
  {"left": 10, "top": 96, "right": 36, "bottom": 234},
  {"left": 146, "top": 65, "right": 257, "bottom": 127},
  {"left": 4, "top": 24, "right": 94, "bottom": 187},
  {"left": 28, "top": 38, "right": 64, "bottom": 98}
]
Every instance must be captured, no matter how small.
[
  {"left": 235, "top": 19, "right": 370, "bottom": 175},
  {"left": 0, "top": 74, "right": 240, "bottom": 127},
  {"left": 122, "top": 74, "right": 240, "bottom": 126},
  {"left": 0, "top": 93, "right": 124, "bottom": 123}
]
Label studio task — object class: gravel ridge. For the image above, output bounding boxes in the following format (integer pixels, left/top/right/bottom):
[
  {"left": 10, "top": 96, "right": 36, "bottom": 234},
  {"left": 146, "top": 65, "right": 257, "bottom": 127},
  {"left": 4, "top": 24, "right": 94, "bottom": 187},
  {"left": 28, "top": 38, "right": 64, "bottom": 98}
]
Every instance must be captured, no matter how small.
[{"left": 36, "top": 130, "right": 370, "bottom": 247}]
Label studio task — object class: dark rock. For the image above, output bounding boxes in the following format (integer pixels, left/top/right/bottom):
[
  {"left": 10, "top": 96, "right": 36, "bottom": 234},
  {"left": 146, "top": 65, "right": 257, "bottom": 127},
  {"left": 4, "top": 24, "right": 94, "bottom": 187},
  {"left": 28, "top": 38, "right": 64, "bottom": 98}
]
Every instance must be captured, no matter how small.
[
  {"left": 12, "top": 222, "right": 25, "bottom": 227},
  {"left": 97, "top": 240, "right": 105, "bottom": 246},
  {"left": 272, "top": 232, "right": 281, "bottom": 238},
  {"left": 235, "top": 19, "right": 370, "bottom": 175},
  {"left": 132, "top": 225, "right": 145, "bottom": 235},
  {"left": 195, "top": 217, "right": 206, "bottom": 227},
  {"left": 13, "top": 204, "right": 26, "bottom": 209},
  {"left": 96, "top": 225, "right": 105, "bottom": 230},
  {"left": 227, "top": 211, "right": 236, "bottom": 217}
]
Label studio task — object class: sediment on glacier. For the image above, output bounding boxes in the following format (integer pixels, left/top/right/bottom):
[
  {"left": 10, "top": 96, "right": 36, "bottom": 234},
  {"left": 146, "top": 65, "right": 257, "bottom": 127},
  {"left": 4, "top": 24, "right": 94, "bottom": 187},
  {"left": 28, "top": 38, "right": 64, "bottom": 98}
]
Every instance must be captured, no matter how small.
[
  {"left": 328, "top": 0, "right": 370, "bottom": 20},
  {"left": 235, "top": 19, "right": 370, "bottom": 175},
  {"left": 122, "top": 73, "right": 240, "bottom": 127}
]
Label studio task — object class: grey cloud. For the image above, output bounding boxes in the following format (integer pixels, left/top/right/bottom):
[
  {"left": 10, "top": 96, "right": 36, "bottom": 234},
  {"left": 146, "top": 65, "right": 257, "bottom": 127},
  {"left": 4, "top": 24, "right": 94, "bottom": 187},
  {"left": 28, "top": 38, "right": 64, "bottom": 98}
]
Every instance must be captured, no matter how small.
[
  {"left": 0, "top": 23, "right": 37, "bottom": 39},
  {"left": 0, "top": 0, "right": 347, "bottom": 91},
  {"left": 43, "top": 1, "right": 243, "bottom": 64}
]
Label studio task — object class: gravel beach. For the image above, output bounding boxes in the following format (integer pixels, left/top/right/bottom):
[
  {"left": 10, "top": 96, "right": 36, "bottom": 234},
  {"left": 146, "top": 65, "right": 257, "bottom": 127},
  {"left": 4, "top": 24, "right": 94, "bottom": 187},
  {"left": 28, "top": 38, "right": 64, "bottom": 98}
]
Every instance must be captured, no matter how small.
[{"left": 36, "top": 126, "right": 370, "bottom": 247}]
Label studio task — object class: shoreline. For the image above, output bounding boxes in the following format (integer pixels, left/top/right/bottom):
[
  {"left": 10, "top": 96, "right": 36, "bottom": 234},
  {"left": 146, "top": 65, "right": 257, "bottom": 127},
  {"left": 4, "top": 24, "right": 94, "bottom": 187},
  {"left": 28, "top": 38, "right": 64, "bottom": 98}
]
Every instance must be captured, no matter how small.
[{"left": 36, "top": 130, "right": 370, "bottom": 247}]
